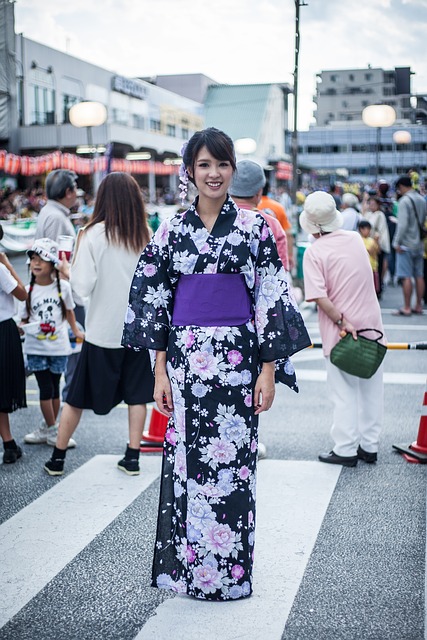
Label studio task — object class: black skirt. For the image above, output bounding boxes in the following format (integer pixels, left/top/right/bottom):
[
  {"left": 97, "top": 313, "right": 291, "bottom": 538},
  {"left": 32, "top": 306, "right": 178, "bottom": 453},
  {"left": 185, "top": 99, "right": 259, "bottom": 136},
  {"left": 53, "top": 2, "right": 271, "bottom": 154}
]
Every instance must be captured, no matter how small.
[
  {"left": 0, "top": 318, "right": 27, "bottom": 413},
  {"left": 66, "top": 341, "right": 154, "bottom": 415}
]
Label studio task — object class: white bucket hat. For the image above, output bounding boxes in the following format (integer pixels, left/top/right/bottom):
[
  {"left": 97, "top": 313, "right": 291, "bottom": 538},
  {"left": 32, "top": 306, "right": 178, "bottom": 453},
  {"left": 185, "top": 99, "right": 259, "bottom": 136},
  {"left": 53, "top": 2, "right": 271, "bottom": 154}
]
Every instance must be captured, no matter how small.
[
  {"left": 299, "top": 191, "right": 343, "bottom": 235},
  {"left": 26, "top": 237, "right": 60, "bottom": 266}
]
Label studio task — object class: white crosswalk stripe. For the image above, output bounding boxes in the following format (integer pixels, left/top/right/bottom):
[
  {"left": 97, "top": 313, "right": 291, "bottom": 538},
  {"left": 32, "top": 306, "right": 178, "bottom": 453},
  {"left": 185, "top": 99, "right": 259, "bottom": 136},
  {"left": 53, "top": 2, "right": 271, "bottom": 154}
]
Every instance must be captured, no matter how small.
[
  {"left": 0, "top": 455, "right": 161, "bottom": 629},
  {"left": 294, "top": 370, "right": 426, "bottom": 385},
  {"left": 0, "top": 457, "right": 340, "bottom": 637},
  {"left": 135, "top": 460, "right": 340, "bottom": 640}
]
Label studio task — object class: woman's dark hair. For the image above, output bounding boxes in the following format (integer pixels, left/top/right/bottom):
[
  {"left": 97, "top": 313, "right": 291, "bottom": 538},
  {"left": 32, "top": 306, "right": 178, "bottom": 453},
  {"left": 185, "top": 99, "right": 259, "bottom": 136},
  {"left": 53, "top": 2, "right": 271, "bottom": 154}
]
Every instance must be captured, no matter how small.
[
  {"left": 26, "top": 268, "right": 66, "bottom": 319},
  {"left": 83, "top": 172, "right": 151, "bottom": 253},
  {"left": 183, "top": 127, "right": 236, "bottom": 185}
]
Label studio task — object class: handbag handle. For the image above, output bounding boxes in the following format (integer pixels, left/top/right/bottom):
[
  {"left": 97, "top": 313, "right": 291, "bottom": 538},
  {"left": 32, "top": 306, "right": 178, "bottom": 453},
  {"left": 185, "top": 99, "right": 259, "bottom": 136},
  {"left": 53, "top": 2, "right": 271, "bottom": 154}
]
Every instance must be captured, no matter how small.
[{"left": 356, "top": 328, "right": 384, "bottom": 343}]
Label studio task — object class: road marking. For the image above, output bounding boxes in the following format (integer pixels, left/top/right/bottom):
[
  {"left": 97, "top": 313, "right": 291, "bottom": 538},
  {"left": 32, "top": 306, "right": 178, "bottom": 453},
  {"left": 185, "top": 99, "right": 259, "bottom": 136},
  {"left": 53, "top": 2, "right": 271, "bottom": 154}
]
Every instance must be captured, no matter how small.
[
  {"left": 24, "top": 396, "right": 156, "bottom": 412},
  {"left": 0, "top": 455, "right": 161, "bottom": 629},
  {"left": 382, "top": 324, "right": 427, "bottom": 331},
  {"left": 292, "top": 351, "right": 325, "bottom": 363},
  {"left": 135, "top": 460, "right": 340, "bottom": 640},
  {"left": 295, "top": 370, "right": 426, "bottom": 385}
]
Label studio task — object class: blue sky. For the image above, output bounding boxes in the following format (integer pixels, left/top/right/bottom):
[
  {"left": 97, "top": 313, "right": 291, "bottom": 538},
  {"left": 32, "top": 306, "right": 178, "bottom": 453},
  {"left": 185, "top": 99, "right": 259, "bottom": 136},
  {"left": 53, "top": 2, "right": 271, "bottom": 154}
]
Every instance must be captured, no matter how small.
[{"left": 14, "top": 0, "right": 427, "bottom": 130}]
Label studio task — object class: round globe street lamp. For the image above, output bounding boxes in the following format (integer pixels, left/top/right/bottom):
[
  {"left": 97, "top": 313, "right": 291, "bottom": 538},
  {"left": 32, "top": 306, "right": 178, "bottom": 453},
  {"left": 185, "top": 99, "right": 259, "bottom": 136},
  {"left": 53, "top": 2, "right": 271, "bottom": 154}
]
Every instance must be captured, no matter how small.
[
  {"left": 234, "top": 138, "right": 257, "bottom": 157},
  {"left": 362, "top": 104, "right": 396, "bottom": 183},
  {"left": 393, "top": 130, "right": 412, "bottom": 175},
  {"left": 69, "top": 101, "right": 108, "bottom": 193}
]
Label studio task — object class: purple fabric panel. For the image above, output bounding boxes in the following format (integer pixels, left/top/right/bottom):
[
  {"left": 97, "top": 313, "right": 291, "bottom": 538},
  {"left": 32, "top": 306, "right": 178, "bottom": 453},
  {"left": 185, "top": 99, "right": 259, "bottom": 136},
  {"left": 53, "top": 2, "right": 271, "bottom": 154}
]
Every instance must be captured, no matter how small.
[{"left": 172, "top": 274, "right": 252, "bottom": 327}]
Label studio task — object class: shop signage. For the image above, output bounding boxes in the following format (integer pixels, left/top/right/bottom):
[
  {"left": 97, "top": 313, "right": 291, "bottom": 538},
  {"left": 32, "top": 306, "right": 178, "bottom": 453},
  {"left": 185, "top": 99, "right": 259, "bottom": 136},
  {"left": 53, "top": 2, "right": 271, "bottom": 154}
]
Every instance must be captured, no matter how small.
[{"left": 111, "top": 75, "right": 147, "bottom": 100}]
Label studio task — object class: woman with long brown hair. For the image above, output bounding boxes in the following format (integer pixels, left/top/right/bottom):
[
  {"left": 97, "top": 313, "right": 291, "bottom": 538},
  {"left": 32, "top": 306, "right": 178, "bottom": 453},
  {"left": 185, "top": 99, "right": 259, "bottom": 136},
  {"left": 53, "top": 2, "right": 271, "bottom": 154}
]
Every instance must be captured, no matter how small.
[{"left": 44, "top": 172, "right": 154, "bottom": 476}]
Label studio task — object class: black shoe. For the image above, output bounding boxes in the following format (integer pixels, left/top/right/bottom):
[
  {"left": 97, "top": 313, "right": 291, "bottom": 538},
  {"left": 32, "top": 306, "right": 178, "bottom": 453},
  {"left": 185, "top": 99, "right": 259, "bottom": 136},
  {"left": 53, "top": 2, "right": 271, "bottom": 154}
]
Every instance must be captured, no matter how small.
[
  {"left": 318, "top": 451, "right": 358, "bottom": 467},
  {"left": 44, "top": 458, "right": 64, "bottom": 476},
  {"left": 3, "top": 445, "right": 22, "bottom": 464},
  {"left": 357, "top": 446, "right": 377, "bottom": 463},
  {"left": 117, "top": 457, "right": 140, "bottom": 476}
]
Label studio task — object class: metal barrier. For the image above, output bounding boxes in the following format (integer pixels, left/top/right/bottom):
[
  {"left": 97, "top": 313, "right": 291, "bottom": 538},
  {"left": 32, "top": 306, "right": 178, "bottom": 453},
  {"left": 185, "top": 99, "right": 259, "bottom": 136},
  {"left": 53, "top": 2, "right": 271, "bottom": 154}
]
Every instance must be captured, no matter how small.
[{"left": 309, "top": 342, "right": 427, "bottom": 350}]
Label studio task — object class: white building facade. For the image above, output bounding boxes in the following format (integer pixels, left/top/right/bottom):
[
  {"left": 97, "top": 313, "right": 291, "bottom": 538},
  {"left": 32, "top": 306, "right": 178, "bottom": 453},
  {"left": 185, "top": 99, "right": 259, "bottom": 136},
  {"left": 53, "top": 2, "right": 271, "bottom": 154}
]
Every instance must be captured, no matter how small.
[{"left": 0, "top": 1, "right": 204, "bottom": 196}]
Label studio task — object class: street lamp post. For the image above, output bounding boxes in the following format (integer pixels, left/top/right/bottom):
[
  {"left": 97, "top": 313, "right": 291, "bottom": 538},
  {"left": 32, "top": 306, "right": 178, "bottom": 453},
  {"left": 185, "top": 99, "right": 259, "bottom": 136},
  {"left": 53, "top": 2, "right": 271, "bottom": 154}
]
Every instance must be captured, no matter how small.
[
  {"left": 290, "top": 1, "right": 308, "bottom": 208},
  {"left": 362, "top": 104, "right": 396, "bottom": 183},
  {"left": 69, "top": 101, "right": 108, "bottom": 194},
  {"left": 393, "top": 130, "right": 412, "bottom": 176}
]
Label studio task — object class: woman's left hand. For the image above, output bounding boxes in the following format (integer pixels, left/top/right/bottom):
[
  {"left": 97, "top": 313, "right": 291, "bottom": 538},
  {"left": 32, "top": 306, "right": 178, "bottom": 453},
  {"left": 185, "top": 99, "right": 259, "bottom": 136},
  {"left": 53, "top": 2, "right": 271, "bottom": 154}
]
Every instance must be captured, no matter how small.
[{"left": 254, "top": 362, "right": 275, "bottom": 415}]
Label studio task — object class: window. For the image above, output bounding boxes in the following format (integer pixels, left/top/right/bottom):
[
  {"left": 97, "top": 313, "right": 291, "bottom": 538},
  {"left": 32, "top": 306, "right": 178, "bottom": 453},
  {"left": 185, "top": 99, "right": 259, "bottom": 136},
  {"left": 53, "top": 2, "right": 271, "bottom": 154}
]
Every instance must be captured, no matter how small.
[
  {"left": 132, "top": 114, "right": 145, "bottom": 129},
  {"left": 62, "top": 94, "right": 80, "bottom": 124},
  {"left": 342, "top": 101, "right": 348, "bottom": 108},
  {"left": 365, "top": 73, "right": 372, "bottom": 81},
  {"left": 112, "top": 109, "right": 128, "bottom": 126},
  {"left": 351, "top": 144, "right": 368, "bottom": 153},
  {"left": 383, "top": 87, "right": 395, "bottom": 96},
  {"left": 349, "top": 74, "right": 355, "bottom": 81},
  {"left": 182, "top": 127, "right": 189, "bottom": 140},
  {"left": 166, "top": 124, "right": 176, "bottom": 137},
  {"left": 324, "top": 145, "right": 346, "bottom": 153},
  {"left": 330, "top": 74, "right": 339, "bottom": 82},
  {"left": 30, "top": 85, "right": 56, "bottom": 125},
  {"left": 150, "top": 119, "right": 161, "bottom": 132}
]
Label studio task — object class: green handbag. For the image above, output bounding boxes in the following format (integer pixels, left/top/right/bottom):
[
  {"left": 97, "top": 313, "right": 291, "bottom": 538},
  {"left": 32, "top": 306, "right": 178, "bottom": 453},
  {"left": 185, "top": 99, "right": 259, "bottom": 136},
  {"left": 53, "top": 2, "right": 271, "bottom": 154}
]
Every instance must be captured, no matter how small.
[{"left": 330, "top": 329, "right": 387, "bottom": 378}]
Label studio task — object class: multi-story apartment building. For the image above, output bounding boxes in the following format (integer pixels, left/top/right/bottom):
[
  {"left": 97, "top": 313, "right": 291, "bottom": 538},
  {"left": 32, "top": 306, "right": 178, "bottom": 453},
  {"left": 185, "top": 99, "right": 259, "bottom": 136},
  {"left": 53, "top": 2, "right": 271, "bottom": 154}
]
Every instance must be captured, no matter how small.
[
  {"left": 314, "top": 66, "right": 413, "bottom": 126},
  {"left": 295, "top": 65, "right": 427, "bottom": 185}
]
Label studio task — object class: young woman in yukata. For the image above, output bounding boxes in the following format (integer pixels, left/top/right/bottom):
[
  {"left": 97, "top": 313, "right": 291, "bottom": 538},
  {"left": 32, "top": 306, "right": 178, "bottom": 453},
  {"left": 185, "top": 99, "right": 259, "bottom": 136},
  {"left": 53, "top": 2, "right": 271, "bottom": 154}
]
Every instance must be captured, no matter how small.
[{"left": 122, "top": 127, "right": 311, "bottom": 601}]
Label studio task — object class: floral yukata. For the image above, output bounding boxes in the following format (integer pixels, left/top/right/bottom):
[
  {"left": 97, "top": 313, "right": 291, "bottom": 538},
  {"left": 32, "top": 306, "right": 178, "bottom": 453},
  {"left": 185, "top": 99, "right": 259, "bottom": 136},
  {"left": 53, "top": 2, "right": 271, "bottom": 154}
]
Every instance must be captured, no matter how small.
[{"left": 122, "top": 195, "right": 310, "bottom": 601}]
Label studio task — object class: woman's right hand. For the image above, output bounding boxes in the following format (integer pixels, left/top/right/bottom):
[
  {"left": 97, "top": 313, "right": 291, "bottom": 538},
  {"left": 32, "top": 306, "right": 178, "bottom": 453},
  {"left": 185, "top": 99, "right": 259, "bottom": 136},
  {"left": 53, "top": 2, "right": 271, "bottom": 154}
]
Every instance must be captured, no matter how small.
[{"left": 154, "top": 370, "right": 174, "bottom": 417}]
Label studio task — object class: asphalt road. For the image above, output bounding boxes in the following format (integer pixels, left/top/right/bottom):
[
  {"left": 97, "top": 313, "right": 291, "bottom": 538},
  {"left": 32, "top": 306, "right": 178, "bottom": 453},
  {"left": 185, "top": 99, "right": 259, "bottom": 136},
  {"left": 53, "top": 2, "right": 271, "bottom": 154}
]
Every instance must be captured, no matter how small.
[{"left": 1, "top": 254, "right": 426, "bottom": 640}]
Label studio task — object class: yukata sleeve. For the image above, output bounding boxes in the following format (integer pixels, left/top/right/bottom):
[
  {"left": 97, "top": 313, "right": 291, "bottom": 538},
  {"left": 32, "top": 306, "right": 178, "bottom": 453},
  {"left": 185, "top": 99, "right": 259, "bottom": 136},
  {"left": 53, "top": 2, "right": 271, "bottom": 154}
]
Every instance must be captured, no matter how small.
[
  {"left": 122, "top": 223, "right": 173, "bottom": 351},
  {"left": 254, "top": 219, "right": 311, "bottom": 390}
]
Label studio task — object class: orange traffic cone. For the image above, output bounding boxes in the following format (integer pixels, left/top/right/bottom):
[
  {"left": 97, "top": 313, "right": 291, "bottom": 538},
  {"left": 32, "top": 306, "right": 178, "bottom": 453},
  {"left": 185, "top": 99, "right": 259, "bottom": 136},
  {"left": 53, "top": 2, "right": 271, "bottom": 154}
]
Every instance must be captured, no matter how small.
[
  {"left": 392, "top": 381, "right": 427, "bottom": 463},
  {"left": 140, "top": 406, "right": 169, "bottom": 453}
]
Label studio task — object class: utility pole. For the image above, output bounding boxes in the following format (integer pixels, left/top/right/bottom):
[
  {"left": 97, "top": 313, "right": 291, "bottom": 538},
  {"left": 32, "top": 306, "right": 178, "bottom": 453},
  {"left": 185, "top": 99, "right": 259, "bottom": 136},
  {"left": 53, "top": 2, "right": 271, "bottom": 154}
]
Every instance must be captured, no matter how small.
[{"left": 291, "top": 0, "right": 308, "bottom": 206}]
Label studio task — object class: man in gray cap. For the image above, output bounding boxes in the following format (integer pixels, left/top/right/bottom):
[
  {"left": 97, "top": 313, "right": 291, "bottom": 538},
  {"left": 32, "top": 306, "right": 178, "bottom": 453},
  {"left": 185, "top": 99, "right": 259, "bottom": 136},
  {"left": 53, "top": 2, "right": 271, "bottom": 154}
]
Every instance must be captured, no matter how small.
[{"left": 230, "top": 160, "right": 289, "bottom": 271}]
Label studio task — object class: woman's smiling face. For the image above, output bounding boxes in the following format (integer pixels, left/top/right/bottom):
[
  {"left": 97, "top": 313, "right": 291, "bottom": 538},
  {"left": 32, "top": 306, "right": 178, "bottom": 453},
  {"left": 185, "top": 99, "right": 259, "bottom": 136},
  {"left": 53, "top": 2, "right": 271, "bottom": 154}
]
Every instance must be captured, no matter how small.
[{"left": 190, "top": 146, "right": 233, "bottom": 203}]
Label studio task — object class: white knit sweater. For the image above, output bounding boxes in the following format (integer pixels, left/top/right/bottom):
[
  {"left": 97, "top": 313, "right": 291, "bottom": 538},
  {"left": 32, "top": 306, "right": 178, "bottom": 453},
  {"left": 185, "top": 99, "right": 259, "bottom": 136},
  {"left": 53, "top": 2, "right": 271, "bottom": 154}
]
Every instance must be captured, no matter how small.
[{"left": 70, "top": 223, "right": 143, "bottom": 348}]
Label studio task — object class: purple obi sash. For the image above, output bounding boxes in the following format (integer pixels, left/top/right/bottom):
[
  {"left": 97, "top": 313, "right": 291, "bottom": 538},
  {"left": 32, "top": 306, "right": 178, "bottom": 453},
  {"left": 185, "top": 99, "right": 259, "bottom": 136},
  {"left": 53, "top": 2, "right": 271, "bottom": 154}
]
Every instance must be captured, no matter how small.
[{"left": 172, "top": 274, "right": 252, "bottom": 327}]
